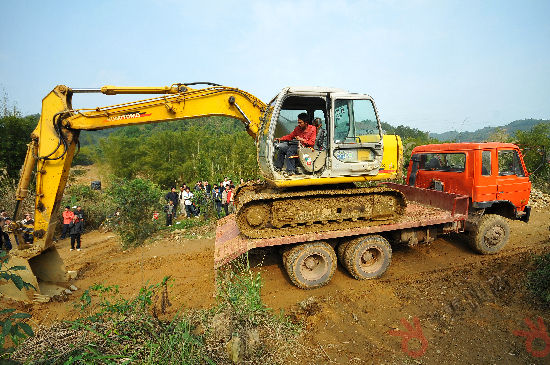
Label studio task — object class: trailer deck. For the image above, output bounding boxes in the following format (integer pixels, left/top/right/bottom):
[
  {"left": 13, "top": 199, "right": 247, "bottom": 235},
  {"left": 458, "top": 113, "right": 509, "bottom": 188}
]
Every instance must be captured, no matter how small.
[{"left": 214, "top": 183, "right": 469, "bottom": 268}]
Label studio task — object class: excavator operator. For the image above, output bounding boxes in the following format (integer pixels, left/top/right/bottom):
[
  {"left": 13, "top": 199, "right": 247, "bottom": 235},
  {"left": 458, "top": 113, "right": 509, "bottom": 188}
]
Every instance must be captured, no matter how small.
[{"left": 274, "top": 113, "right": 316, "bottom": 176}]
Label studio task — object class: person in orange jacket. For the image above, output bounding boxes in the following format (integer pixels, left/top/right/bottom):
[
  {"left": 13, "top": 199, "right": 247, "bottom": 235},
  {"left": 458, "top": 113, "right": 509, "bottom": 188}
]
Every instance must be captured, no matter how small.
[{"left": 60, "top": 206, "right": 74, "bottom": 239}]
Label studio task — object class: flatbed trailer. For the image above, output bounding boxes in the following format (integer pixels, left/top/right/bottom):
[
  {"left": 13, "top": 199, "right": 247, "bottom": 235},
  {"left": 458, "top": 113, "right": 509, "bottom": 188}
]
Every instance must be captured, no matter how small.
[{"left": 215, "top": 183, "right": 470, "bottom": 289}]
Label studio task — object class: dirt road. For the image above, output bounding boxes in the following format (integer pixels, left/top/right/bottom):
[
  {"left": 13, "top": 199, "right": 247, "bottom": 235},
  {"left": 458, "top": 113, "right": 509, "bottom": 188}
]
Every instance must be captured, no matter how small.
[{"left": 4, "top": 209, "right": 550, "bottom": 364}]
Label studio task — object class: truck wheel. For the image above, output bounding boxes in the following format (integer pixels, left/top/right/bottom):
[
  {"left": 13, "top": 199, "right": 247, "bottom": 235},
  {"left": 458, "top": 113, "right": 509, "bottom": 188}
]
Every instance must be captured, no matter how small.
[
  {"left": 284, "top": 242, "right": 336, "bottom": 290},
  {"left": 469, "top": 214, "right": 510, "bottom": 254},
  {"left": 343, "top": 235, "right": 392, "bottom": 280},
  {"left": 337, "top": 241, "right": 351, "bottom": 266}
]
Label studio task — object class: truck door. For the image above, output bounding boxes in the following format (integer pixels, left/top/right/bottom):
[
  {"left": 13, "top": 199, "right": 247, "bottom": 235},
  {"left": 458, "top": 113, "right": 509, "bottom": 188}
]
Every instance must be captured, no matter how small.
[
  {"left": 473, "top": 149, "right": 498, "bottom": 202},
  {"left": 496, "top": 149, "right": 531, "bottom": 208},
  {"left": 329, "top": 94, "right": 384, "bottom": 177}
]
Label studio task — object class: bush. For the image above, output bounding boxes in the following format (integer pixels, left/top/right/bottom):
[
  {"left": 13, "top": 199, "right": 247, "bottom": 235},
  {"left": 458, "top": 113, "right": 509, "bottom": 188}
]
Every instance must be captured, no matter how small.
[
  {"left": 191, "top": 189, "right": 216, "bottom": 220},
  {"left": 0, "top": 251, "right": 35, "bottom": 360},
  {"left": 527, "top": 253, "right": 550, "bottom": 305},
  {"left": 107, "top": 178, "right": 163, "bottom": 249}
]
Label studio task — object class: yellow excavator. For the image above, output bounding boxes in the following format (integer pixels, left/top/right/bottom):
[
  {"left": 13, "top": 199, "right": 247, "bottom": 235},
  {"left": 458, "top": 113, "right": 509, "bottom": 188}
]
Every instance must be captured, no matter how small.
[{"left": 2, "top": 83, "right": 404, "bottom": 301}]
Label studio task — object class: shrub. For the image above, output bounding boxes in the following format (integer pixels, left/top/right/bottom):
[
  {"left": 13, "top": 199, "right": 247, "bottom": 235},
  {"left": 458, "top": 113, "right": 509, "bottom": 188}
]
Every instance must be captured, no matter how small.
[
  {"left": 107, "top": 178, "right": 163, "bottom": 249},
  {"left": 0, "top": 168, "right": 36, "bottom": 221},
  {"left": 527, "top": 253, "right": 550, "bottom": 305},
  {"left": 0, "top": 251, "right": 35, "bottom": 360}
]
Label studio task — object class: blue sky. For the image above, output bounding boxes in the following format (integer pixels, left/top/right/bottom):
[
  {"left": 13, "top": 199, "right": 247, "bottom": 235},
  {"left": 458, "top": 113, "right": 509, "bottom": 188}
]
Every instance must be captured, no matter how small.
[{"left": 1, "top": 0, "right": 549, "bottom": 134}]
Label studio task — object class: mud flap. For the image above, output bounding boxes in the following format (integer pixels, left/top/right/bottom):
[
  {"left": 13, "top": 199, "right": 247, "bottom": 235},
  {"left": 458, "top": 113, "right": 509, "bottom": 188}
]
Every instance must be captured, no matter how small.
[{"left": 518, "top": 206, "right": 531, "bottom": 223}]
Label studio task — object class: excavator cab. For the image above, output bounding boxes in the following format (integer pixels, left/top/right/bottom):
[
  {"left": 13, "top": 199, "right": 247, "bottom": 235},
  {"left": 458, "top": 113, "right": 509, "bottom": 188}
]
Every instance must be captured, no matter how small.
[{"left": 257, "top": 87, "right": 388, "bottom": 184}]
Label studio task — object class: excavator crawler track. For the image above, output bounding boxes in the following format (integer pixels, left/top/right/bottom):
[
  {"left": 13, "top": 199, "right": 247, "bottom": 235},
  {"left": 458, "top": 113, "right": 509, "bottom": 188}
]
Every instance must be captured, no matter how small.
[{"left": 235, "top": 186, "right": 407, "bottom": 239}]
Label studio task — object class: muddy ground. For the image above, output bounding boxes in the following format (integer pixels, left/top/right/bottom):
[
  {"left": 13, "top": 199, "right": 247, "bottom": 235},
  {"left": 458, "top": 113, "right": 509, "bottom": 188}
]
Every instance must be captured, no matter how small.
[{"left": 1, "top": 207, "right": 548, "bottom": 364}]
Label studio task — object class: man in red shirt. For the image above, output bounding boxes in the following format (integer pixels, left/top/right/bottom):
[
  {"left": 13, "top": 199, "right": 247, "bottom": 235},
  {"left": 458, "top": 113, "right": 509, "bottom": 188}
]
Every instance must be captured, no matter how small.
[
  {"left": 60, "top": 206, "right": 74, "bottom": 239},
  {"left": 274, "top": 113, "right": 316, "bottom": 176}
]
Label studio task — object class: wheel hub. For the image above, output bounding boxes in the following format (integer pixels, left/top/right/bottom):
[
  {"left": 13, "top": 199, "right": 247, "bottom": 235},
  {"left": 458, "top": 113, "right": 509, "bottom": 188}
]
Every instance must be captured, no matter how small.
[
  {"left": 485, "top": 226, "right": 505, "bottom": 246},
  {"left": 361, "top": 251, "right": 374, "bottom": 263},
  {"left": 300, "top": 253, "right": 327, "bottom": 280},
  {"left": 304, "top": 256, "right": 318, "bottom": 269}
]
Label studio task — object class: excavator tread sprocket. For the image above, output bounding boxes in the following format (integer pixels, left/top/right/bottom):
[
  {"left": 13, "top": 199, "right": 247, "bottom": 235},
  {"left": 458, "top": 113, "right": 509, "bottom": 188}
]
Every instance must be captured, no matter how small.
[{"left": 235, "top": 186, "right": 407, "bottom": 239}]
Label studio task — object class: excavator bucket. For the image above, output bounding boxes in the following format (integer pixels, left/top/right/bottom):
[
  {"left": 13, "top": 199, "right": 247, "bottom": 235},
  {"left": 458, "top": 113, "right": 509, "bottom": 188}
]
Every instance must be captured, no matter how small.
[{"left": 1, "top": 246, "right": 69, "bottom": 303}]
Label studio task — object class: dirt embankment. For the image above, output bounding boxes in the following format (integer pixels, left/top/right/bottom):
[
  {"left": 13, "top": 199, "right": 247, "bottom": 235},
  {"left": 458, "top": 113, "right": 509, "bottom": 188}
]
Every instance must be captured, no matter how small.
[{"left": 2, "top": 207, "right": 550, "bottom": 364}]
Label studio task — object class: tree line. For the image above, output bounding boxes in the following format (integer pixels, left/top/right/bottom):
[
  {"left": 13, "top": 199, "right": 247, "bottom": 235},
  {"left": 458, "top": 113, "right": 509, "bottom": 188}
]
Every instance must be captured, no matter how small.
[{"left": 1, "top": 103, "right": 548, "bottom": 192}]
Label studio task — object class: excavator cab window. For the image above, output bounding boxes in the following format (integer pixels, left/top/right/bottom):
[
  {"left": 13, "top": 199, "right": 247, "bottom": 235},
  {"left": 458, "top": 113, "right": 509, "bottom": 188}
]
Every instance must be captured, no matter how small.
[{"left": 333, "top": 99, "right": 380, "bottom": 144}]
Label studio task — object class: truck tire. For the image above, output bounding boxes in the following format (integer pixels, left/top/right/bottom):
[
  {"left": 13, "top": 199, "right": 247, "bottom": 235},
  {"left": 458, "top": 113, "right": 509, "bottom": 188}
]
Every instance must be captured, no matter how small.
[
  {"left": 283, "top": 241, "right": 337, "bottom": 290},
  {"left": 469, "top": 214, "right": 510, "bottom": 254},
  {"left": 343, "top": 235, "right": 392, "bottom": 280},
  {"left": 337, "top": 241, "right": 352, "bottom": 266}
]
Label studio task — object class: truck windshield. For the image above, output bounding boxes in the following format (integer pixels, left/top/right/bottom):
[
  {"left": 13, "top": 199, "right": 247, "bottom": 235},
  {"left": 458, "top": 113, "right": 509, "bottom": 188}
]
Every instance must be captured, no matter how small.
[{"left": 417, "top": 153, "right": 466, "bottom": 172}]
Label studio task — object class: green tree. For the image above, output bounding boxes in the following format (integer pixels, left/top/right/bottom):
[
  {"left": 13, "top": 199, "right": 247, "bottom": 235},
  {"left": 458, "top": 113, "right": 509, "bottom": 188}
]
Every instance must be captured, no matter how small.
[
  {"left": 0, "top": 115, "right": 38, "bottom": 178},
  {"left": 395, "top": 125, "right": 429, "bottom": 141},
  {"left": 485, "top": 127, "right": 512, "bottom": 143},
  {"left": 515, "top": 123, "right": 550, "bottom": 192},
  {"left": 92, "top": 118, "right": 259, "bottom": 189},
  {"left": 106, "top": 178, "right": 162, "bottom": 248},
  {"left": 97, "top": 134, "right": 141, "bottom": 179}
]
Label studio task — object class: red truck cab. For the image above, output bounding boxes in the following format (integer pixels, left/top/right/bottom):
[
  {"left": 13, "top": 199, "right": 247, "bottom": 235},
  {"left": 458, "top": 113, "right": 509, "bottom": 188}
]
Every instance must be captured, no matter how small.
[{"left": 407, "top": 142, "right": 531, "bottom": 222}]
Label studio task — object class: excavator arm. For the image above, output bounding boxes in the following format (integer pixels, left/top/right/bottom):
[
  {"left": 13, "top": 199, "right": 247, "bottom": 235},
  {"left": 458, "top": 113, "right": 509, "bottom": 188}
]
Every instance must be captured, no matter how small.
[{"left": 5, "top": 83, "right": 267, "bottom": 301}]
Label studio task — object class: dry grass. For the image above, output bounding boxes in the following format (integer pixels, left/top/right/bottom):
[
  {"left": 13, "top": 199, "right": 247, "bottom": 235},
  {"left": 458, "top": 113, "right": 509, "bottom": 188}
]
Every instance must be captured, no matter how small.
[{"left": 11, "top": 257, "right": 302, "bottom": 364}]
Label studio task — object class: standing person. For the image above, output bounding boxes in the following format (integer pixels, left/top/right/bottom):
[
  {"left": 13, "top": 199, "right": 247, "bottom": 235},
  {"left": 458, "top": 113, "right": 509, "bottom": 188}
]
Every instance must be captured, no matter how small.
[
  {"left": 60, "top": 206, "right": 74, "bottom": 240},
  {"left": 203, "top": 181, "right": 211, "bottom": 197},
  {"left": 22, "top": 213, "right": 34, "bottom": 245},
  {"left": 165, "top": 187, "right": 179, "bottom": 210},
  {"left": 73, "top": 206, "right": 86, "bottom": 228},
  {"left": 183, "top": 187, "right": 199, "bottom": 218},
  {"left": 274, "top": 113, "right": 316, "bottom": 176},
  {"left": 178, "top": 185, "right": 187, "bottom": 216},
  {"left": 0, "top": 210, "right": 13, "bottom": 251},
  {"left": 227, "top": 186, "right": 236, "bottom": 214},
  {"left": 212, "top": 186, "right": 223, "bottom": 219},
  {"left": 165, "top": 200, "right": 175, "bottom": 227},
  {"left": 222, "top": 185, "right": 229, "bottom": 216},
  {"left": 69, "top": 215, "right": 84, "bottom": 251}
]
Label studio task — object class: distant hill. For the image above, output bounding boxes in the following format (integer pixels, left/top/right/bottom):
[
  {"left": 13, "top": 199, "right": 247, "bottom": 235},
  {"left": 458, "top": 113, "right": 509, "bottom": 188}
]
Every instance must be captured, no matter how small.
[{"left": 429, "top": 119, "right": 550, "bottom": 142}]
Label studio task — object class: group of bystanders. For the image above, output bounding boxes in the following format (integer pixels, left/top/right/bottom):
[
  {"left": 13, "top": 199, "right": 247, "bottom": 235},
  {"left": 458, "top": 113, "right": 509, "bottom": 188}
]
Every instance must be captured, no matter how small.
[{"left": 163, "top": 177, "right": 260, "bottom": 226}]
